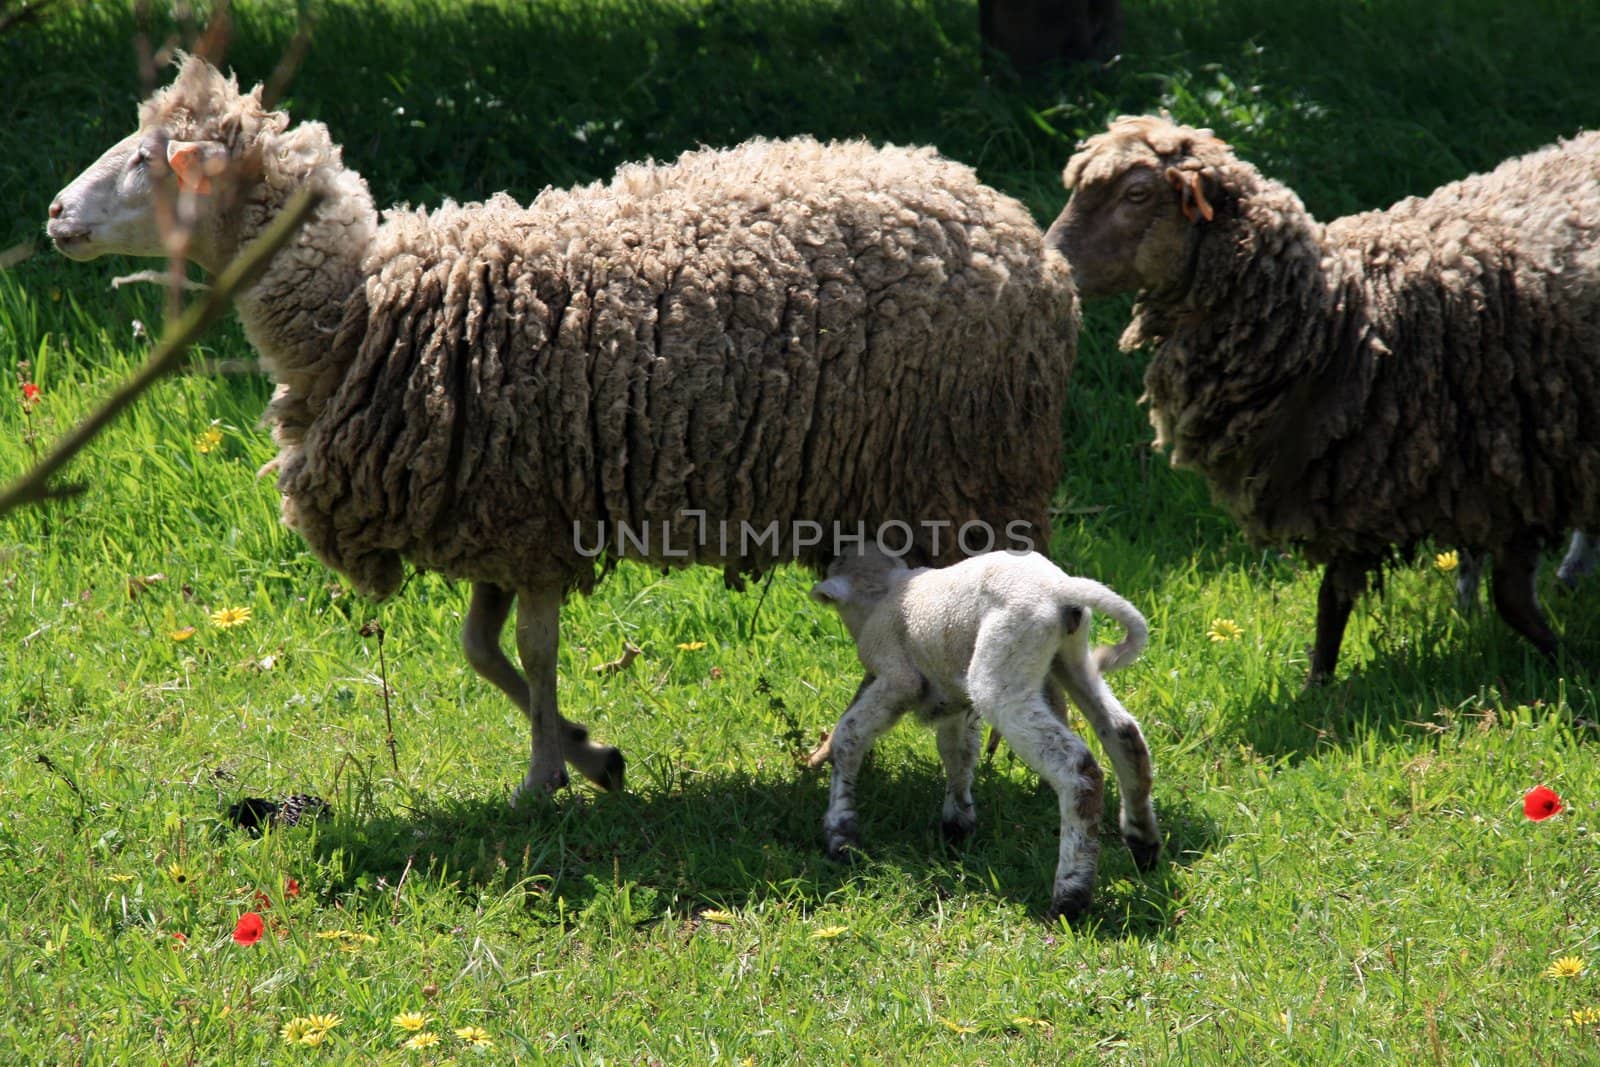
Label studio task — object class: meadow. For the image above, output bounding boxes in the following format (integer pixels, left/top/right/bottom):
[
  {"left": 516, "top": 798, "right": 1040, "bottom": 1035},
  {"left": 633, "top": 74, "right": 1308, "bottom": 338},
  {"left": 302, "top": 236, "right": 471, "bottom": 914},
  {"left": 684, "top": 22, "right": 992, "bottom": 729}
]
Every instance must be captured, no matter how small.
[{"left": 2, "top": 0, "right": 1599, "bottom": 1061}]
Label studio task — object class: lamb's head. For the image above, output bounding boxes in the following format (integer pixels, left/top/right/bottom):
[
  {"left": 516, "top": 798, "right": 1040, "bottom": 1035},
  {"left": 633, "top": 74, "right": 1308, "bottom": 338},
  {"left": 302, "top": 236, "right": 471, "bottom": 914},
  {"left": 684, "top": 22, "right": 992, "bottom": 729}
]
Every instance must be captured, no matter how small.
[
  {"left": 810, "top": 544, "right": 910, "bottom": 639},
  {"left": 46, "top": 54, "right": 304, "bottom": 271},
  {"left": 1046, "top": 115, "right": 1240, "bottom": 298}
]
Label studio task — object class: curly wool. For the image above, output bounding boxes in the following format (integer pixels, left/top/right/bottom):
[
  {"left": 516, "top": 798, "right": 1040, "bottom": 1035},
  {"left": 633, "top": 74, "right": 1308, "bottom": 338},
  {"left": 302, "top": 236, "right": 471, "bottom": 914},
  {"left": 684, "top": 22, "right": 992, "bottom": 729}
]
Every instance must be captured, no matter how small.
[
  {"left": 152, "top": 61, "right": 1078, "bottom": 599},
  {"left": 1070, "top": 116, "right": 1600, "bottom": 567}
]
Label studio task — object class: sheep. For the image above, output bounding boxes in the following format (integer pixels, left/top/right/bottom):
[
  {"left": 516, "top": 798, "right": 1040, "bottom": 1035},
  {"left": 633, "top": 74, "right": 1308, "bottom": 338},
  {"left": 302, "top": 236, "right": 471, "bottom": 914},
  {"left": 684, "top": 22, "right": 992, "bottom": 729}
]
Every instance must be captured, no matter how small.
[
  {"left": 1046, "top": 115, "right": 1600, "bottom": 682},
  {"left": 46, "top": 56, "right": 1079, "bottom": 799},
  {"left": 1455, "top": 532, "right": 1597, "bottom": 612},
  {"left": 809, "top": 544, "right": 1159, "bottom": 921}
]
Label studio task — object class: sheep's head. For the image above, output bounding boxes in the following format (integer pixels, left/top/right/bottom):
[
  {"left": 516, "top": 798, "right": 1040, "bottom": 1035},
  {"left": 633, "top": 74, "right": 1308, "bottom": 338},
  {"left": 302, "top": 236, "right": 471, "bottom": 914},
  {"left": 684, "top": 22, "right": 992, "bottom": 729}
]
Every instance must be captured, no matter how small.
[
  {"left": 810, "top": 544, "right": 909, "bottom": 637},
  {"left": 1045, "top": 115, "right": 1234, "bottom": 298},
  {"left": 46, "top": 54, "right": 285, "bottom": 269}
]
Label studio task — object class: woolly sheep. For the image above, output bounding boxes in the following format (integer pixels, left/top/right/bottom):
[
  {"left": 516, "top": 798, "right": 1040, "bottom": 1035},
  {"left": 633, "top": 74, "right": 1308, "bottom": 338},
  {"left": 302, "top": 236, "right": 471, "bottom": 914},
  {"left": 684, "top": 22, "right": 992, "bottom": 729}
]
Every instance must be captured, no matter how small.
[
  {"left": 809, "top": 545, "right": 1158, "bottom": 921},
  {"left": 46, "top": 56, "right": 1078, "bottom": 798},
  {"left": 1047, "top": 115, "right": 1600, "bottom": 682}
]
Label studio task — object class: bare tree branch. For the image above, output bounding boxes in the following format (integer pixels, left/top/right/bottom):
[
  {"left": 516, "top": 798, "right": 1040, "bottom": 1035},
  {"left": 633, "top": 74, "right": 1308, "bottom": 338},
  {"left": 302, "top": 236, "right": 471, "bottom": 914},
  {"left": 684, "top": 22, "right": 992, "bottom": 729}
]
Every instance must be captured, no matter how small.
[{"left": 0, "top": 186, "right": 324, "bottom": 518}]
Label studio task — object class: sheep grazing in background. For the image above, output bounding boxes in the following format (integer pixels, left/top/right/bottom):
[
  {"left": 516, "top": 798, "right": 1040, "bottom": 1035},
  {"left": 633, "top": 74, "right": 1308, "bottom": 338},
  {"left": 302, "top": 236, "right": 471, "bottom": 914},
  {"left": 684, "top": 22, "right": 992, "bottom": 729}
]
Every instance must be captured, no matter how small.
[
  {"left": 810, "top": 545, "right": 1158, "bottom": 921},
  {"left": 1048, "top": 115, "right": 1600, "bottom": 682},
  {"left": 46, "top": 56, "right": 1078, "bottom": 799},
  {"left": 1455, "top": 532, "right": 1597, "bottom": 612}
]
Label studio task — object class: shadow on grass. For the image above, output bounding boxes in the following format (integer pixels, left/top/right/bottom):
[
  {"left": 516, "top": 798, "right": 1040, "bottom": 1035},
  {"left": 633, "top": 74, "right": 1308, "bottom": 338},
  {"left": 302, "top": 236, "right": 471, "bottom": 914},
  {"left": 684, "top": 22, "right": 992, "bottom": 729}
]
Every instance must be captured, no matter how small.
[
  {"left": 1221, "top": 584, "right": 1600, "bottom": 763},
  {"left": 310, "top": 757, "right": 1219, "bottom": 939}
]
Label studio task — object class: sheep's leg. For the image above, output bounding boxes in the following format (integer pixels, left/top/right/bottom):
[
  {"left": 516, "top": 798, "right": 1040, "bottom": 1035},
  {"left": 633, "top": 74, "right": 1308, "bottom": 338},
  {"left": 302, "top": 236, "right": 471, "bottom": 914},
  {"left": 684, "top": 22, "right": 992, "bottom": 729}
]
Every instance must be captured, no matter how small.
[
  {"left": 822, "top": 677, "right": 909, "bottom": 859},
  {"left": 934, "top": 706, "right": 981, "bottom": 842},
  {"left": 1052, "top": 670, "right": 1159, "bottom": 871},
  {"left": 462, "top": 584, "right": 625, "bottom": 792},
  {"left": 1308, "top": 558, "right": 1370, "bottom": 686},
  {"left": 1455, "top": 550, "right": 1483, "bottom": 612},
  {"left": 1491, "top": 539, "right": 1561, "bottom": 663}
]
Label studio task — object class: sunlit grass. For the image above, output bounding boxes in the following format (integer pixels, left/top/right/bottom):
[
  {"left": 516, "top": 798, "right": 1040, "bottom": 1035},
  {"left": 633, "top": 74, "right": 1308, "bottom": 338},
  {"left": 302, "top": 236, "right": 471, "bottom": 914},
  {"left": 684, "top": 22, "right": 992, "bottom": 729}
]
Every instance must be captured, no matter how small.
[{"left": 3, "top": 0, "right": 1600, "bottom": 1061}]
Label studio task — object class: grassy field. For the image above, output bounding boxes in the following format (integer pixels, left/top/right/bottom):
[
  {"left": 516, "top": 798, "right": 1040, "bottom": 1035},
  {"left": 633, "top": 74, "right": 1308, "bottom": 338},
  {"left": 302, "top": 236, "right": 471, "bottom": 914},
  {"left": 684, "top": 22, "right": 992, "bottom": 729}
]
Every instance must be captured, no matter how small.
[{"left": 3, "top": 0, "right": 1600, "bottom": 1062}]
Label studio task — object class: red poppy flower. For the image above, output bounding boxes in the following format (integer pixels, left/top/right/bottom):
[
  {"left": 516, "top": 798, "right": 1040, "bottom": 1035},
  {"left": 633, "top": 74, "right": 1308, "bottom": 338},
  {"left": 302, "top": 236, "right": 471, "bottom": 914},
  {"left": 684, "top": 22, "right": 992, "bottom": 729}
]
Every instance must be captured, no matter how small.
[
  {"left": 254, "top": 889, "right": 273, "bottom": 910},
  {"left": 21, "top": 382, "right": 40, "bottom": 402},
  {"left": 232, "top": 912, "right": 266, "bottom": 945},
  {"left": 285, "top": 877, "right": 302, "bottom": 899},
  {"left": 171, "top": 931, "right": 188, "bottom": 948},
  {"left": 1524, "top": 785, "right": 1563, "bottom": 821}
]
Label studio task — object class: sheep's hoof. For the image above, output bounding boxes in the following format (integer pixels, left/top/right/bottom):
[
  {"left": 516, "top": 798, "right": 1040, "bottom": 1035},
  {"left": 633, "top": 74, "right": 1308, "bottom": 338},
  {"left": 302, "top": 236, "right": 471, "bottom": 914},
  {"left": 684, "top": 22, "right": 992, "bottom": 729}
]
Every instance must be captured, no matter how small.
[
  {"left": 591, "top": 747, "right": 626, "bottom": 793},
  {"left": 939, "top": 816, "right": 975, "bottom": 845},
  {"left": 513, "top": 766, "right": 570, "bottom": 804},
  {"left": 1125, "top": 834, "right": 1161, "bottom": 872},
  {"left": 1047, "top": 884, "right": 1094, "bottom": 925}
]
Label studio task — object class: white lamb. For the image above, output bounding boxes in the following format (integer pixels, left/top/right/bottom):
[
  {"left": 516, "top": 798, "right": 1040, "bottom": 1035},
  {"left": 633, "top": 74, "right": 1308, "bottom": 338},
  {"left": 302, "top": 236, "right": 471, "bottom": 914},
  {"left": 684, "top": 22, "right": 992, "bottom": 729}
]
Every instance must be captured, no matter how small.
[{"left": 809, "top": 546, "right": 1160, "bottom": 921}]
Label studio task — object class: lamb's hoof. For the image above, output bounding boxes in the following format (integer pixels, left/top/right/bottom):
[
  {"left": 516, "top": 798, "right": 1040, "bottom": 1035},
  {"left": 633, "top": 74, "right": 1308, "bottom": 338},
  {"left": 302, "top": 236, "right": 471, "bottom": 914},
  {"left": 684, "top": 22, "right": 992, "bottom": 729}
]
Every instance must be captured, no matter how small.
[
  {"left": 824, "top": 816, "right": 860, "bottom": 862},
  {"left": 1126, "top": 834, "right": 1161, "bottom": 873},
  {"left": 592, "top": 747, "right": 626, "bottom": 792},
  {"left": 1047, "top": 884, "right": 1094, "bottom": 925}
]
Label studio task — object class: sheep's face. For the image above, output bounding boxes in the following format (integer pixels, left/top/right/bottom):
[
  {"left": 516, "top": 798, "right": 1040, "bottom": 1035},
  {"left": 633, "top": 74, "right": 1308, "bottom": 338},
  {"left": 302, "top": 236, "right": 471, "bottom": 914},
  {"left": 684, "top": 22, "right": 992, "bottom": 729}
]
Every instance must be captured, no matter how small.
[
  {"left": 48, "top": 127, "right": 232, "bottom": 266},
  {"left": 1046, "top": 162, "right": 1199, "bottom": 299}
]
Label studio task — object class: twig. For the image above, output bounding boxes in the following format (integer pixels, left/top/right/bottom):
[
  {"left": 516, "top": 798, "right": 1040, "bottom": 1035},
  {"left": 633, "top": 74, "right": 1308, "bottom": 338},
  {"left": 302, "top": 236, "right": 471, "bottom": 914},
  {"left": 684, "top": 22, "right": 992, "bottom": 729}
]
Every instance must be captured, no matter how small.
[
  {"left": 0, "top": 186, "right": 323, "bottom": 518},
  {"left": 360, "top": 619, "right": 400, "bottom": 774},
  {"left": 111, "top": 269, "right": 211, "bottom": 292}
]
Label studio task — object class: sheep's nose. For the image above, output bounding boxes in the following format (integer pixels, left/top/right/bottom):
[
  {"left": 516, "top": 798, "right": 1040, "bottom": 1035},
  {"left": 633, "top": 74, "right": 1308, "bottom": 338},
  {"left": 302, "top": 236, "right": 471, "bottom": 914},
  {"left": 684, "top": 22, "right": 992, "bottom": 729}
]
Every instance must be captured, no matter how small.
[{"left": 48, "top": 199, "right": 63, "bottom": 219}]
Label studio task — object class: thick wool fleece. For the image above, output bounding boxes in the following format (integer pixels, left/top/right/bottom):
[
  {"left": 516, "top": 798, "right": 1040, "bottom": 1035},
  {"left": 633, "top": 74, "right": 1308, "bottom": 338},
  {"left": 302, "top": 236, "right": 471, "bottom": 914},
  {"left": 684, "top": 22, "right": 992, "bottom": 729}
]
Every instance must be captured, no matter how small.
[
  {"left": 150, "top": 61, "right": 1078, "bottom": 599},
  {"left": 1072, "top": 117, "right": 1600, "bottom": 568}
]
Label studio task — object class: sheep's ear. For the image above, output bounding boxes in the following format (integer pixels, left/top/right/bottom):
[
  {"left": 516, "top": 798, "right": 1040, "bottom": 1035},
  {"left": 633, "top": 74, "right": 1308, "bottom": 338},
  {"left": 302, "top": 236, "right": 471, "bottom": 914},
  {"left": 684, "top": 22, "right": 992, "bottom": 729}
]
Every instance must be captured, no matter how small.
[
  {"left": 1165, "top": 165, "right": 1215, "bottom": 223},
  {"left": 167, "top": 140, "right": 229, "bottom": 195},
  {"left": 810, "top": 575, "right": 853, "bottom": 605}
]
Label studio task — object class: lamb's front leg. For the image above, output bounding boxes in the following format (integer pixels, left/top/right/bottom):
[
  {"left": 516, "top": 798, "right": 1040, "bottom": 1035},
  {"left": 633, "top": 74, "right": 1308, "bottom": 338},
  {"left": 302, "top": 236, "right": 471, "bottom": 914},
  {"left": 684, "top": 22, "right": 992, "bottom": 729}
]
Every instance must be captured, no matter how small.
[
  {"left": 462, "top": 583, "right": 624, "bottom": 792},
  {"left": 934, "top": 707, "right": 981, "bottom": 842},
  {"left": 823, "top": 675, "right": 910, "bottom": 859}
]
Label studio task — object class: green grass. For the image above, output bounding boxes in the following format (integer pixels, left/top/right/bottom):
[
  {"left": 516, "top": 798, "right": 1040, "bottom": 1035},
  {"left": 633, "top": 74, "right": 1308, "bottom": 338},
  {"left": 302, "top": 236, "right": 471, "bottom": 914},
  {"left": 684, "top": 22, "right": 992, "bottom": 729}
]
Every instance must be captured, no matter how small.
[{"left": 4, "top": 0, "right": 1600, "bottom": 1062}]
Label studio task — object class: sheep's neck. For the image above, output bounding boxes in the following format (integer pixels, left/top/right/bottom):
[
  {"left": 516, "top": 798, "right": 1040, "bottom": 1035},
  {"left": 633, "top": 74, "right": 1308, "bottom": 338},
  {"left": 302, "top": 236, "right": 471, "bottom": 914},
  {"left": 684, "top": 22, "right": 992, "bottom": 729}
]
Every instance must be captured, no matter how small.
[{"left": 230, "top": 163, "right": 377, "bottom": 440}]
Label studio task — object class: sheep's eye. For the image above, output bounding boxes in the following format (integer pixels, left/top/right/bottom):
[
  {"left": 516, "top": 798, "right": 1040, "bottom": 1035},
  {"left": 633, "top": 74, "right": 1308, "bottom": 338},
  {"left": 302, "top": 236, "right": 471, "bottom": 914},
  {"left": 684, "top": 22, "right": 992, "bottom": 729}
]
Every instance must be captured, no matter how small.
[{"left": 1123, "top": 185, "right": 1152, "bottom": 203}]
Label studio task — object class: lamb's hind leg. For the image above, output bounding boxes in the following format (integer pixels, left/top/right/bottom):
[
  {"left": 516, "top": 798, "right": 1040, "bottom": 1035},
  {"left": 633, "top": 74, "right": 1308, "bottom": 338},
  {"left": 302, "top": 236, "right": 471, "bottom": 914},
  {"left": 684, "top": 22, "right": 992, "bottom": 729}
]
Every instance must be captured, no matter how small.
[
  {"left": 462, "top": 583, "right": 624, "bottom": 793},
  {"left": 1052, "top": 669, "right": 1159, "bottom": 871},
  {"left": 976, "top": 669, "right": 1102, "bottom": 922},
  {"left": 1491, "top": 538, "right": 1561, "bottom": 664}
]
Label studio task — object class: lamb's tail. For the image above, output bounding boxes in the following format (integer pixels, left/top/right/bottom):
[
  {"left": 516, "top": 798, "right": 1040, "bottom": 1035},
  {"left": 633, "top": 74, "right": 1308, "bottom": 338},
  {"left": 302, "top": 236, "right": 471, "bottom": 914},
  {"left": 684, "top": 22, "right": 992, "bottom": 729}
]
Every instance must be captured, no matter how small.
[{"left": 1056, "top": 576, "right": 1148, "bottom": 674}]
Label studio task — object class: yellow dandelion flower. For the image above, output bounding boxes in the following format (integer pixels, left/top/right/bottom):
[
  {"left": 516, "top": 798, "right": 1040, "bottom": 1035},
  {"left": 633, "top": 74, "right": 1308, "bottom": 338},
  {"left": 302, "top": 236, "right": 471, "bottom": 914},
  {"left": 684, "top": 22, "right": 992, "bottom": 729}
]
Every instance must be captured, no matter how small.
[
  {"left": 210, "top": 605, "right": 252, "bottom": 630},
  {"left": 937, "top": 1016, "right": 976, "bottom": 1035},
  {"left": 164, "top": 861, "right": 192, "bottom": 886},
  {"left": 810, "top": 925, "right": 848, "bottom": 940},
  {"left": 281, "top": 1017, "right": 315, "bottom": 1045},
  {"left": 403, "top": 1031, "right": 441, "bottom": 1050},
  {"left": 700, "top": 909, "right": 735, "bottom": 924},
  {"left": 300, "top": 1028, "right": 329, "bottom": 1047},
  {"left": 196, "top": 426, "right": 223, "bottom": 454},
  {"left": 1568, "top": 1006, "right": 1600, "bottom": 1027},
  {"left": 169, "top": 626, "right": 197, "bottom": 641},
  {"left": 392, "top": 1012, "right": 429, "bottom": 1032},
  {"left": 107, "top": 873, "right": 135, "bottom": 884},
  {"left": 676, "top": 641, "right": 707, "bottom": 651},
  {"left": 1434, "top": 550, "right": 1459, "bottom": 573},
  {"left": 1207, "top": 618, "right": 1244, "bottom": 642},
  {"left": 305, "top": 1013, "right": 342, "bottom": 1033},
  {"left": 1010, "top": 1016, "right": 1050, "bottom": 1029},
  {"left": 1546, "top": 956, "right": 1586, "bottom": 979},
  {"left": 453, "top": 1026, "right": 494, "bottom": 1048}
]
